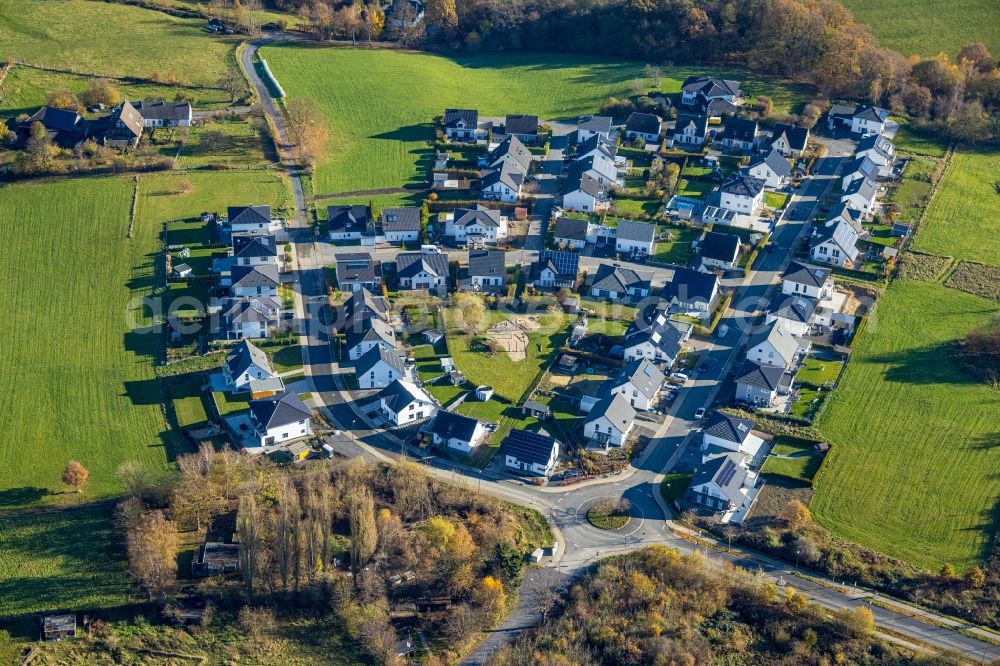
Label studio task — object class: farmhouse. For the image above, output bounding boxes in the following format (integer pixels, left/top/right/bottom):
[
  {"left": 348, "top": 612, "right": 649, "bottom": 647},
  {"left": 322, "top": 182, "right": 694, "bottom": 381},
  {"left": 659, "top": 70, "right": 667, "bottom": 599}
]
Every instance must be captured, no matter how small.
[
  {"left": 812, "top": 219, "right": 862, "bottom": 268},
  {"left": 841, "top": 156, "right": 880, "bottom": 191},
  {"left": 335, "top": 252, "right": 382, "bottom": 292},
  {"left": 228, "top": 205, "right": 279, "bottom": 235},
  {"left": 248, "top": 390, "right": 312, "bottom": 448},
  {"left": 444, "top": 205, "right": 508, "bottom": 244},
  {"left": 615, "top": 220, "right": 656, "bottom": 256},
  {"left": 688, "top": 453, "right": 755, "bottom": 512},
  {"left": 672, "top": 113, "right": 708, "bottom": 147},
  {"left": 232, "top": 234, "right": 278, "bottom": 267},
  {"left": 746, "top": 320, "right": 801, "bottom": 370},
  {"left": 502, "top": 114, "right": 539, "bottom": 144},
  {"left": 766, "top": 293, "right": 818, "bottom": 336},
  {"left": 378, "top": 379, "right": 436, "bottom": 426},
  {"left": 854, "top": 134, "right": 896, "bottom": 176},
  {"left": 621, "top": 311, "right": 686, "bottom": 366},
  {"left": 743, "top": 148, "right": 791, "bottom": 188},
  {"left": 428, "top": 410, "right": 488, "bottom": 453},
  {"left": 561, "top": 164, "right": 609, "bottom": 212},
  {"left": 231, "top": 264, "right": 279, "bottom": 298},
  {"left": 395, "top": 249, "right": 450, "bottom": 291},
  {"left": 696, "top": 230, "right": 741, "bottom": 271},
  {"left": 19, "top": 106, "right": 86, "bottom": 147},
  {"left": 577, "top": 114, "right": 612, "bottom": 142},
  {"left": 443, "top": 108, "right": 483, "bottom": 141},
  {"left": 681, "top": 76, "right": 742, "bottom": 108},
  {"left": 224, "top": 339, "right": 277, "bottom": 392},
  {"left": 355, "top": 345, "right": 408, "bottom": 389},
  {"left": 662, "top": 266, "right": 720, "bottom": 314},
  {"left": 480, "top": 159, "right": 524, "bottom": 203},
  {"left": 583, "top": 392, "right": 636, "bottom": 447},
  {"left": 719, "top": 172, "right": 764, "bottom": 214},
  {"left": 588, "top": 263, "right": 652, "bottom": 301},
  {"left": 827, "top": 103, "right": 889, "bottom": 136},
  {"left": 93, "top": 100, "right": 144, "bottom": 148},
  {"left": 781, "top": 261, "right": 834, "bottom": 299},
  {"left": 769, "top": 122, "right": 809, "bottom": 157},
  {"left": 501, "top": 429, "right": 559, "bottom": 477},
  {"left": 840, "top": 175, "right": 878, "bottom": 216},
  {"left": 328, "top": 204, "right": 380, "bottom": 243},
  {"left": 720, "top": 117, "right": 758, "bottom": 152},
  {"left": 624, "top": 112, "right": 663, "bottom": 143},
  {"left": 533, "top": 250, "right": 579, "bottom": 290},
  {"left": 219, "top": 296, "right": 279, "bottom": 340},
  {"left": 552, "top": 216, "right": 589, "bottom": 250},
  {"left": 134, "top": 100, "right": 193, "bottom": 127},
  {"left": 702, "top": 412, "right": 765, "bottom": 456},
  {"left": 459, "top": 249, "right": 507, "bottom": 292},
  {"left": 735, "top": 359, "right": 785, "bottom": 407},
  {"left": 381, "top": 207, "right": 422, "bottom": 243}
]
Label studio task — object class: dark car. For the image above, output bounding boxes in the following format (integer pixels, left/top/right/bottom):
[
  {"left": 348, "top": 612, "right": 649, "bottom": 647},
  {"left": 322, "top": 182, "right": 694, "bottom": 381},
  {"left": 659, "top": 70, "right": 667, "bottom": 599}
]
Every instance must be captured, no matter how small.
[{"left": 697, "top": 362, "right": 710, "bottom": 374}]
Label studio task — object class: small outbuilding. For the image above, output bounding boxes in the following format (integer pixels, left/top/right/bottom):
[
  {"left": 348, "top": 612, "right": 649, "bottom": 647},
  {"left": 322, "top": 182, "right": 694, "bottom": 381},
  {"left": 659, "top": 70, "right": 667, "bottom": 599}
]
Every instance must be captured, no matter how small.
[
  {"left": 43, "top": 614, "right": 76, "bottom": 641},
  {"left": 522, "top": 400, "right": 551, "bottom": 418}
]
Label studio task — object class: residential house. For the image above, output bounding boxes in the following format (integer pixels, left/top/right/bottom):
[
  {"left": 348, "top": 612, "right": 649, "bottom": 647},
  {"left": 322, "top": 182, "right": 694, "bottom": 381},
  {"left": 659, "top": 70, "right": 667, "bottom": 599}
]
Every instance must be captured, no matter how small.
[
  {"left": 769, "top": 122, "right": 809, "bottom": 157},
  {"left": 781, "top": 261, "right": 834, "bottom": 299},
  {"left": 340, "top": 287, "right": 389, "bottom": 326},
  {"left": 623, "top": 112, "right": 663, "bottom": 143},
  {"left": 719, "top": 172, "right": 765, "bottom": 214},
  {"left": 575, "top": 133, "right": 619, "bottom": 163},
  {"left": 811, "top": 218, "right": 862, "bottom": 268},
  {"left": 766, "top": 293, "right": 818, "bottom": 336},
  {"left": 583, "top": 392, "right": 636, "bottom": 447},
  {"left": 480, "top": 160, "right": 524, "bottom": 203},
  {"left": 552, "top": 216, "right": 589, "bottom": 250},
  {"left": 428, "top": 410, "right": 488, "bottom": 453},
  {"left": 702, "top": 412, "right": 765, "bottom": 455},
  {"left": 381, "top": 207, "right": 422, "bottom": 243},
  {"left": 224, "top": 339, "right": 277, "bottom": 392},
  {"left": 746, "top": 320, "right": 801, "bottom": 370},
  {"left": 825, "top": 201, "right": 867, "bottom": 238},
  {"left": 827, "top": 103, "right": 889, "bottom": 136},
  {"left": 720, "top": 117, "right": 758, "bottom": 152},
  {"left": 460, "top": 249, "right": 507, "bottom": 292},
  {"left": 588, "top": 263, "right": 652, "bottom": 301},
  {"left": 522, "top": 400, "right": 551, "bottom": 419},
  {"left": 395, "top": 249, "right": 450, "bottom": 291},
  {"left": 232, "top": 234, "right": 278, "bottom": 268},
  {"left": 841, "top": 175, "right": 879, "bottom": 216},
  {"left": 445, "top": 205, "right": 508, "bottom": 245},
  {"left": 501, "top": 429, "right": 560, "bottom": 476},
  {"left": 502, "top": 114, "right": 539, "bottom": 144},
  {"left": 734, "top": 359, "right": 785, "bottom": 407},
  {"left": 574, "top": 149, "right": 619, "bottom": 187},
  {"left": 621, "top": 310, "right": 689, "bottom": 366},
  {"left": 608, "top": 358, "right": 665, "bottom": 410},
  {"left": 248, "top": 391, "right": 312, "bottom": 447},
  {"left": 662, "top": 266, "right": 720, "bottom": 314},
  {"left": 231, "top": 264, "right": 279, "bottom": 298},
  {"left": 697, "top": 231, "right": 741, "bottom": 272},
  {"left": 134, "top": 100, "right": 192, "bottom": 127},
  {"left": 379, "top": 379, "right": 436, "bottom": 426},
  {"left": 688, "top": 453, "right": 754, "bottom": 512},
  {"left": 355, "top": 345, "right": 408, "bottom": 389},
  {"left": 93, "top": 100, "right": 144, "bottom": 147},
  {"left": 484, "top": 135, "right": 532, "bottom": 173},
  {"left": 443, "top": 108, "right": 481, "bottom": 141},
  {"left": 219, "top": 296, "right": 279, "bottom": 340},
  {"left": 328, "top": 205, "right": 382, "bottom": 243},
  {"left": 681, "top": 76, "right": 742, "bottom": 108},
  {"left": 334, "top": 252, "right": 382, "bottom": 292},
  {"left": 841, "top": 156, "right": 880, "bottom": 190},
  {"left": 672, "top": 113, "right": 708, "bottom": 147},
  {"left": 854, "top": 134, "right": 895, "bottom": 176},
  {"left": 346, "top": 317, "right": 396, "bottom": 361},
  {"left": 18, "top": 106, "right": 86, "bottom": 148},
  {"left": 561, "top": 164, "right": 609, "bottom": 212},
  {"left": 533, "top": 250, "right": 580, "bottom": 290},
  {"left": 744, "top": 148, "right": 791, "bottom": 188},
  {"left": 702, "top": 97, "right": 739, "bottom": 119},
  {"left": 577, "top": 114, "right": 612, "bottom": 142},
  {"left": 228, "top": 205, "right": 277, "bottom": 236},
  {"left": 615, "top": 220, "right": 656, "bottom": 256}
]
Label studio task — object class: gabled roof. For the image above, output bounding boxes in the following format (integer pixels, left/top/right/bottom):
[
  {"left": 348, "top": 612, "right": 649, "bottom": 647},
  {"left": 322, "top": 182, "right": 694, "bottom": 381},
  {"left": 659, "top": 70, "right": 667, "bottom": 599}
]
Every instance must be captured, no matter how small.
[
  {"left": 591, "top": 263, "right": 651, "bottom": 293},
  {"left": 826, "top": 202, "right": 866, "bottom": 236},
  {"left": 856, "top": 134, "right": 894, "bottom": 158},
  {"left": 682, "top": 76, "right": 741, "bottom": 98},
  {"left": 814, "top": 219, "right": 861, "bottom": 261},
  {"left": 231, "top": 264, "right": 279, "bottom": 289},
  {"left": 782, "top": 261, "right": 831, "bottom": 288},
  {"left": 250, "top": 390, "right": 310, "bottom": 430},
  {"left": 584, "top": 391, "right": 636, "bottom": 431},
  {"left": 721, "top": 117, "right": 758, "bottom": 142},
  {"left": 612, "top": 358, "right": 665, "bottom": 399},
  {"left": 229, "top": 205, "right": 271, "bottom": 228},
  {"left": 699, "top": 231, "right": 741, "bottom": 263},
  {"left": 623, "top": 315, "right": 684, "bottom": 360},
  {"left": 222, "top": 297, "right": 279, "bottom": 324},
  {"left": 429, "top": 410, "right": 481, "bottom": 443},
  {"left": 843, "top": 156, "right": 879, "bottom": 182},
  {"left": 467, "top": 249, "right": 506, "bottom": 278},
  {"left": 501, "top": 429, "right": 557, "bottom": 466},
  {"left": 226, "top": 339, "right": 273, "bottom": 378},
  {"left": 378, "top": 379, "right": 432, "bottom": 413},
  {"left": 770, "top": 122, "right": 809, "bottom": 151},
  {"left": 443, "top": 108, "right": 478, "bottom": 129},
  {"left": 486, "top": 135, "right": 532, "bottom": 171},
  {"left": 335, "top": 252, "right": 380, "bottom": 283},
  {"left": 553, "top": 216, "right": 589, "bottom": 241},
  {"left": 356, "top": 344, "right": 406, "bottom": 377},
  {"left": 720, "top": 172, "right": 765, "bottom": 198},
  {"left": 747, "top": 148, "right": 791, "bottom": 178},
  {"left": 24, "top": 106, "right": 82, "bottom": 132},
  {"left": 344, "top": 287, "right": 389, "bottom": 320},
  {"left": 134, "top": 100, "right": 191, "bottom": 121},
  {"left": 347, "top": 317, "right": 396, "bottom": 349},
  {"left": 843, "top": 175, "right": 877, "bottom": 202},
  {"left": 328, "top": 205, "right": 374, "bottom": 234},
  {"left": 396, "top": 251, "right": 449, "bottom": 279},
  {"left": 662, "top": 266, "right": 719, "bottom": 304},
  {"left": 768, "top": 293, "right": 818, "bottom": 323},
  {"left": 578, "top": 114, "right": 612, "bottom": 134},
  {"left": 704, "top": 411, "right": 754, "bottom": 445},
  {"left": 563, "top": 163, "right": 604, "bottom": 197},
  {"left": 109, "top": 101, "right": 144, "bottom": 137},
  {"left": 481, "top": 160, "right": 525, "bottom": 191},
  {"left": 703, "top": 98, "right": 738, "bottom": 117},
  {"left": 674, "top": 113, "right": 708, "bottom": 137},
  {"left": 615, "top": 219, "right": 656, "bottom": 244},
  {"left": 452, "top": 205, "right": 503, "bottom": 229},
  {"left": 747, "top": 320, "right": 800, "bottom": 365},
  {"left": 692, "top": 453, "right": 748, "bottom": 504},
  {"left": 735, "top": 359, "right": 784, "bottom": 391},
  {"left": 381, "top": 207, "right": 421, "bottom": 232},
  {"left": 851, "top": 104, "right": 888, "bottom": 123},
  {"left": 575, "top": 133, "right": 617, "bottom": 159},
  {"left": 233, "top": 234, "right": 277, "bottom": 259},
  {"left": 536, "top": 250, "right": 579, "bottom": 279},
  {"left": 624, "top": 112, "right": 662, "bottom": 135},
  {"left": 504, "top": 114, "right": 538, "bottom": 136}
]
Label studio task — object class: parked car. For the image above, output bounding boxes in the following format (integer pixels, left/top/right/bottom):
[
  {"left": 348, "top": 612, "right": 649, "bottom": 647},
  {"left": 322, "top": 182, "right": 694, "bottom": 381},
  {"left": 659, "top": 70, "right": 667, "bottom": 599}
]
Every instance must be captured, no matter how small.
[
  {"left": 717, "top": 324, "right": 730, "bottom": 338},
  {"left": 694, "top": 407, "right": 706, "bottom": 419},
  {"left": 697, "top": 362, "right": 710, "bottom": 374},
  {"left": 670, "top": 371, "right": 690, "bottom": 383}
]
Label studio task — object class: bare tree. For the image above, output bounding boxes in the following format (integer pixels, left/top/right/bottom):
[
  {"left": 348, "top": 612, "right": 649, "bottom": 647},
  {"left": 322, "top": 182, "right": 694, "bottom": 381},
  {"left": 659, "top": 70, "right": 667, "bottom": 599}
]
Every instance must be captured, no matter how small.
[
  {"left": 283, "top": 97, "right": 329, "bottom": 167},
  {"left": 349, "top": 486, "right": 377, "bottom": 579},
  {"left": 126, "top": 509, "right": 178, "bottom": 600},
  {"left": 238, "top": 493, "right": 262, "bottom": 600},
  {"left": 217, "top": 69, "right": 248, "bottom": 104}
]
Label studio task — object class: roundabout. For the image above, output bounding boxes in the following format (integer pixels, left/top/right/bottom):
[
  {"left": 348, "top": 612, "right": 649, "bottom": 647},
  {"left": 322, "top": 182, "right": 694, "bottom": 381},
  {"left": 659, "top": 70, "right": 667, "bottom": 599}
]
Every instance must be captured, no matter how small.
[{"left": 587, "top": 499, "right": 631, "bottom": 530}]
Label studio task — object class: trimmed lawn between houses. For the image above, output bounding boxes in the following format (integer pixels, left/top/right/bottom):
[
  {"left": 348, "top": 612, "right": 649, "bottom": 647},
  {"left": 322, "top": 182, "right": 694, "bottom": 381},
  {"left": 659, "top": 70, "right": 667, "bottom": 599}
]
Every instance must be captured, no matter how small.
[
  {"left": 761, "top": 437, "right": 824, "bottom": 484},
  {"left": 652, "top": 225, "right": 700, "bottom": 265},
  {"left": 813, "top": 280, "right": 1000, "bottom": 570}
]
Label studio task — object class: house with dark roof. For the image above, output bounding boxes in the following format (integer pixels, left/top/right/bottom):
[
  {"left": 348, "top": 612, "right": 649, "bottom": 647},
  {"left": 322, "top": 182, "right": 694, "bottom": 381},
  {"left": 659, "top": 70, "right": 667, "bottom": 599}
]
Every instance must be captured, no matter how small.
[
  {"left": 480, "top": 159, "right": 524, "bottom": 203},
  {"left": 533, "top": 250, "right": 579, "bottom": 290},
  {"left": 443, "top": 108, "right": 482, "bottom": 141},
  {"left": 561, "top": 162, "right": 609, "bottom": 212},
  {"left": 460, "top": 249, "right": 507, "bottom": 292},
  {"left": 574, "top": 149, "right": 619, "bottom": 186},
  {"left": 232, "top": 234, "right": 278, "bottom": 268},
  {"left": 396, "top": 250, "right": 450, "bottom": 291},
  {"left": 681, "top": 76, "right": 742, "bottom": 108},
  {"left": 854, "top": 134, "right": 895, "bottom": 176},
  {"left": 583, "top": 392, "right": 636, "bottom": 447},
  {"left": 228, "top": 205, "right": 277, "bottom": 235},
  {"left": 672, "top": 113, "right": 708, "bottom": 147},
  {"left": 720, "top": 117, "right": 758, "bottom": 152},
  {"left": 483, "top": 135, "right": 532, "bottom": 172},
  {"left": 502, "top": 114, "right": 539, "bottom": 144},
  {"left": 697, "top": 230, "right": 742, "bottom": 271},
  {"left": 661, "top": 266, "right": 720, "bottom": 314},
  {"left": 575, "top": 133, "right": 618, "bottom": 163},
  {"left": 501, "top": 429, "right": 560, "bottom": 476},
  {"left": 687, "top": 453, "right": 754, "bottom": 512},
  {"left": 840, "top": 174, "right": 877, "bottom": 216},
  {"left": 428, "top": 411, "right": 488, "bottom": 453},
  {"left": 355, "top": 344, "right": 408, "bottom": 389},
  {"left": 328, "top": 204, "right": 383, "bottom": 243},
  {"left": 766, "top": 293, "right": 818, "bottom": 336},
  {"left": 346, "top": 317, "right": 396, "bottom": 361},
  {"left": 378, "top": 379, "right": 436, "bottom": 426},
  {"left": 746, "top": 320, "right": 802, "bottom": 370},
  {"left": 841, "top": 155, "right": 880, "bottom": 191},
  {"left": 577, "top": 114, "right": 612, "bottom": 142},
  {"left": 735, "top": 359, "right": 785, "bottom": 407},
  {"left": 769, "top": 122, "right": 809, "bottom": 157},
  {"left": 702, "top": 411, "right": 765, "bottom": 455},
  {"left": 338, "top": 287, "right": 389, "bottom": 332},
  {"left": 615, "top": 220, "right": 656, "bottom": 256},
  {"left": 381, "top": 207, "right": 421, "bottom": 243},
  {"left": 826, "top": 201, "right": 867, "bottom": 238},
  {"left": 552, "top": 216, "right": 589, "bottom": 250},
  {"left": 781, "top": 261, "right": 834, "bottom": 300},
  {"left": 219, "top": 296, "right": 280, "bottom": 340},
  {"left": 444, "top": 205, "right": 508, "bottom": 245},
  {"left": 231, "top": 264, "right": 279, "bottom": 298},
  {"left": 719, "top": 172, "right": 765, "bottom": 214},
  {"left": 812, "top": 217, "right": 862, "bottom": 267},
  {"left": 827, "top": 103, "right": 889, "bottom": 136},
  {"left": 744, "top": 148, "right": 791, "bottom": 188},
  {"left": 224, "top": 339, "right": 277, "bottom": 392},
  {"left": 621, "top": 310, "right": 688, "bottom": 366},
  {"left": 18, "top": 106, "right": 86, "bottom": 148},
  {"left": 93, "top": 100, "right": 144, "bottom": 148},
  {"left": 248, "top": 391, "right": 312, "bottom": 448},
  {"left": 588, "top": 263, "right": 652, "bottom": 301},
  {"left": 624, "top": 112, "right": 663, "bottom": 143},
  {"left": 335, "top": 252, "right": 382, "bottom": 292},
  {"left": 134, "top": 100, "right": 192, "bottom": 127}
]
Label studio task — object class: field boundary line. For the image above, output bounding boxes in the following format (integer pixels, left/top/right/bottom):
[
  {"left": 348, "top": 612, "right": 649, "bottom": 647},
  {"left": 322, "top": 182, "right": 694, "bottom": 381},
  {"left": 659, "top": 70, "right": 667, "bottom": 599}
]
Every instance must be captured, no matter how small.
[
  {"left": 904, "top": 143, "right": 955, "bottom": 256},
  {"left": 13, "top": 60, "right": 227, "bottom": 92},
  {"left": 126, "top": 175, "right": 139, "bottom": 238}
]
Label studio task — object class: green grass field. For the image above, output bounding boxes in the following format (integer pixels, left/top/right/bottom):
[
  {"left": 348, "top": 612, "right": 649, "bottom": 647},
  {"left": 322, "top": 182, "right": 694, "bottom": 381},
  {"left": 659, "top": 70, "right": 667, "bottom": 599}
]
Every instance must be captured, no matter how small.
[
  {"left": 652, "top": 225, "right": 699, "bottom": 265},
  {"left": 840, "top": 0, "right": 1000, "bottom": 57},
  {"left": 891, "top": 121, "right": 949, "bottom": 158},
  {"left": 0, "top": 177, "right": 182, "bottom": 508},
  {"left": 0, "top": 0, "right": 237, "bottom": 85},
  {"left": 138, "top": 171, "right": 292, "bottom": 227},
  {"left": 262, "top": 46, "right": 810, "bottom": 195},
  {"left": 913, "top": 150, "right": 1000, "bottom": 267},
  {"left": 796, "top": 357, "right": 844, "bottom": 387},
  {"left": 761, "top": 437, "right": 823, "bottom": 484},
  {"left": 0, "top": 504, "right": 132, "bottom": 617},
  {"left": 813, "top": 280, "right": 1000, "bottom": 570},
  {"left": 890, "top": 156, "right": 936, "bottom": 223}
]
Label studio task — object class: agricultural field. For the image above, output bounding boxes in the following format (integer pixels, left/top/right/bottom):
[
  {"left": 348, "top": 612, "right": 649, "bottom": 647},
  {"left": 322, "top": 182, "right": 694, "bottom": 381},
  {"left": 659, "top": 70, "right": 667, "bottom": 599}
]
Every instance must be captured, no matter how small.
[
  {"left": 0, "top": 177, "right": 181, "bottom": 508},
  {"left": 913, "top": 150, "right": 1000, "bottom": 267},
  {"left": 840, "top": 0, "right": 1000, "bottom": 57},
  {"left": 173, "top": 117, "right": 278, "bottom": 169},
  {"left": 813, "top": 280, "right": 1000, "bottom": 570},
  {"left": 261, "top": 45, "right": 810, "bottom": 194},
  {"left": 0, "top": 0, "right": 237, "bottom": 85}
]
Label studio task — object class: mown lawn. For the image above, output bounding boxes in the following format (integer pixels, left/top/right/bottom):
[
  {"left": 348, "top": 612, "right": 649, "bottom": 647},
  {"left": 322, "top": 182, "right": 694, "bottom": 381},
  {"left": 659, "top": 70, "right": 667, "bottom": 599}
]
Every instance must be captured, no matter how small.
[
  {"left": 0, "top": 505, "right": 133, "bottom": 617},
  {"left": 796, "top": 357, "right": 844, "bottom": 387},
  {"left": 652, "top": 225, "right": 700, "bottom": 265},
  {"left": 0, "top": 0, "right": 237, "bottom": 85},
  {"left": 813, "top": 280, "right": 1000, "bottom": 570},
  {"left": 913, "top": 150, "right": 1000, "bottom": 267},
  {"left": 764, "top": 192, "right": 789, "bottom": 209},
  {"left": 262, "top": 46, "right": 810, "bottom": 194},
  {"left": 891, "top": 121, "right": 949, "bottom": 158},
  {"left": 839, "top": 0, "right": 1000, "bottom": 57},
  {"left": 761, "top": 437, "right": 823, "bottom": 484},
  {"left": 890, "top": 156, "right": 935, "bottom": 223},
  {"left": 611, "top": 198, "right": 661, "bottom": 218},
  {"left": 0, "top": 177, "right": 181, "bottom": 508},
  {"left": 174, "top": 118, "right": 277, "bottom": 169}
]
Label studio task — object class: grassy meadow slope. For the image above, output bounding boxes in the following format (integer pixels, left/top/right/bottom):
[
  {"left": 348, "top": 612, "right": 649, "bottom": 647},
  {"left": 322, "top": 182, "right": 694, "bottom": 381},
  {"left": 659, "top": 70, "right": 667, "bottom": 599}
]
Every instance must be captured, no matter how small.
[
  {"left": 262, "top": 46, "right": 810, "bottom": 194},
  {"left": 840, "top": 0, "right": 1000, "bottom": 57},
  {"left": 813, "top": 280, "right": 1000, "bottom": 570}
]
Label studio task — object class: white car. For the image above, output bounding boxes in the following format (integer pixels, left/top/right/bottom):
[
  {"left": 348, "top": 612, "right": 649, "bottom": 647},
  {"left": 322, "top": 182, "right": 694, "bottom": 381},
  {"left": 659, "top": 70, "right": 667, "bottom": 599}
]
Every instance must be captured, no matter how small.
[
  {"left": 717, "top": 324, "right": 729, "bottom": 338},
  {"left": 694, "top": 407, "right": 706, "bottom": 420},
  {"left": 670, "top": 371, "right": 690, "bottom": 383}
]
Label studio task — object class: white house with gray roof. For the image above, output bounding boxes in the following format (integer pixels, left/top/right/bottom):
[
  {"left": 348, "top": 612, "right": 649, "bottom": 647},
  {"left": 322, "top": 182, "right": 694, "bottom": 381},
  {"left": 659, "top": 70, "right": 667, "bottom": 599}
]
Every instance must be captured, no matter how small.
[
  {"left": 854, "top": 135, "right": 895, "bottom": 176},
  {"left": 812, "top": 219, "right": 862, "bottom": 268},
  {"left": 746, "top": 320, "right": 802, "bottom": 370},
  {"left": 379, "top": 379, "right": 436, "bottom": 426},
  {"left": 381, "top": 207, "right": 421, "bottom": 243},
  {"left": 355, "top": 345, "right": 409, "bottom": 389},
  {"left": 577, "top": 114, "right": 612, "bottom": 142},
  {"left": 588, "top": 263, "right": 652, "bottom": 301},
  {"left": 781, "top": 262, "right": 833, "bottom": 299},
  {"left": 621, "top": 311, "right": 688, "bottom": 366},
  {"left": 583, "top": 392, "right": 636, "bottom": 447},
  {"left": 501, "top": 429, "right": 560, "bottom": 476},
  {"left": 615, "top": 220, "right": 656, "bottom": 255},
  {"left": 769, "top": 123, "right": 809, "bottom": 157},
  {"left": 220, "top": 296, "right": 279, "bottom": 340},
  {"left": 841, "top": 156, "right": 880, "bottom": 191},
  {"left": 702, "top": 411, "right": 765, "bottom": 456},
  {"left": 552, "top": 216, "right": 589, "bottom": 250},
  {"left": 743, "top": 148, "right": 791, "bottom": 188},
  {"left": 766, "top": 294, "right": 818, "bottom": 336},
  {"left": 480, "top": 160, "right": 524, "bottom": 203},
  {"left": 231, "top": 264, "right": 279, "bottom": 299},
  {"left": 346, "top": 317, "right": 397, "bottom": 361},
  {"left": 609, "top": 358, "right": 665, "bottom": 411},
  {"left": 395, "top": 249, "right": 450, "bottom": 290},
  {"left": 688, "top": 453, "right": 755, "bottom": 513},
  {"left": 840, "top": 175, "right": 877, "bottom": 216},
  {"left": 562, "top": 164, "right": 609, "bottom": 212},
  {"left": 248, "top": 390, "right": 312, "bottom": 449},
  {"left": 719, "top": 172, "right": 765, "bottom": 214},
  {"left": 232, "top": 234, "right": 278, "bottom": 268},
  {"left": 228, "top": 205, "right": 279, "bottom": 235},
  {"left": 224, "top": 339, "right": 277, "bottom": 392},
  {"left": 443, "top": 108, "right": 483, "bottom": 141},
  {"left": 444, "top": 206, "right": 508, "bottom": 244},
  {"left": 735, "top": 359, "right": 785, "bottom": 407}
]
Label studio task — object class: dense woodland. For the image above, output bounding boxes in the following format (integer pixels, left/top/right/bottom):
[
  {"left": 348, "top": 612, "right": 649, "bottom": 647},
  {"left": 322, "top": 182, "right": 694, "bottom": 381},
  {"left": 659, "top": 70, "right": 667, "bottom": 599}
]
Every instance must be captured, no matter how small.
[{"left": 489, "top": 546, "right": 965, "bottom": 666}]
